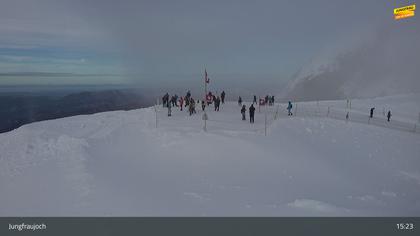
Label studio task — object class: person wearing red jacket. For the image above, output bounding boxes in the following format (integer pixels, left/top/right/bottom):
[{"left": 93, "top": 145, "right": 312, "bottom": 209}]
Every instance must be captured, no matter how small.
[{"left": 179, "top": 96, "right": 184, "bottom": 111}]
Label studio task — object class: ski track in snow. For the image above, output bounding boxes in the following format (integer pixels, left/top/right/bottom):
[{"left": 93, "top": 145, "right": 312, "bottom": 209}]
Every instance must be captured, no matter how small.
[{"left": 0, "top": 95, "right": 419, "bottom": 216}]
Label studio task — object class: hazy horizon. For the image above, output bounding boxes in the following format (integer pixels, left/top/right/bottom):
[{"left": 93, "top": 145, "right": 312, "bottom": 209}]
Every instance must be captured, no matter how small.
[{"left": 2, "top": 1, "right": 416, "bottom": 85}]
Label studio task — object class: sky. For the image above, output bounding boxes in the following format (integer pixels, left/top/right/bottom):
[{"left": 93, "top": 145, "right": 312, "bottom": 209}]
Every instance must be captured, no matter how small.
[{"left": 0, "top": 0, "right": 416, "bottom": 86}]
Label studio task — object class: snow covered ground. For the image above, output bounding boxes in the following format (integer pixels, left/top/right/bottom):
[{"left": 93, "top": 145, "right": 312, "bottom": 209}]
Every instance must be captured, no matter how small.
[{"left": 0, "top": 94, "right": 419, "bottom": 216}]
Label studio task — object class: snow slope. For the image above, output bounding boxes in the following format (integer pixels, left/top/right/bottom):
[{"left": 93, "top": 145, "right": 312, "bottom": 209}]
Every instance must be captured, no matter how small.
[{"left": 1, "top": 95, "right": 419, "bottom": 216}]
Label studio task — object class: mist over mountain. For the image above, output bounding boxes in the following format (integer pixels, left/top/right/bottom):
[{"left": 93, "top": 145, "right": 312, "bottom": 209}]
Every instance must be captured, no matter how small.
[{"left": 284, "top": 20, "right": 420, "bottom": 101}]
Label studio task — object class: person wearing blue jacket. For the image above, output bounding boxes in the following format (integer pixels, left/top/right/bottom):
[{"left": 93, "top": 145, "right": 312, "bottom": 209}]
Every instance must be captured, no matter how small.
[{"left": 287, "top": 101, "right": 293, "bottom": 116}]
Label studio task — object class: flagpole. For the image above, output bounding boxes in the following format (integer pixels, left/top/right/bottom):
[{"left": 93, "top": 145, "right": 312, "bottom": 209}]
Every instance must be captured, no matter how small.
[
  {"left": 203, "top": 69, "right": 207, "bottom": 132},
  {"left": 204, "top": 70, "right": 207, "bottom": 103}
]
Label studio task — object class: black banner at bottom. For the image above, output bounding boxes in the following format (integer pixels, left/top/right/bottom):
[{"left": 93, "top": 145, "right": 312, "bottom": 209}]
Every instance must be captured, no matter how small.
[{"left": 1, "top": 217, "right": 419, "bottom": 236}]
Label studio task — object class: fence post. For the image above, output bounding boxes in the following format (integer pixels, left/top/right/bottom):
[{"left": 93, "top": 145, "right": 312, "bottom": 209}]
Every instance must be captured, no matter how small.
[
  {"left": 154, "top": 105, "right": 158, "bottom": 128},
  {"left": 264, "top": 109, "right": 267, "bottom": 136},
  {"left": 203, "top": 111, "right": 208, "bottom": 132}
]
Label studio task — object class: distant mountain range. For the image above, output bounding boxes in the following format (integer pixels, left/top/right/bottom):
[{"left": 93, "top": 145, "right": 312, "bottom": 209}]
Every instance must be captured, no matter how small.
[{"left": 0, "top": 89, "right": 154, "bottom": 133}]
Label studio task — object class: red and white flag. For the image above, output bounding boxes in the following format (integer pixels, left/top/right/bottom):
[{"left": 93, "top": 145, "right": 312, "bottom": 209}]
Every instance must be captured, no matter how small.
[{"left": 205, "top": 69, "right": 210, "bottom": 84}]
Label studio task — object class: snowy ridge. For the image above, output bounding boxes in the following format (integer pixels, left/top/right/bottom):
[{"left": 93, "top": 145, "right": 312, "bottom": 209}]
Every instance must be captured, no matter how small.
[{"left": 0, "top": 95, "right": 419, "bottom": 216}]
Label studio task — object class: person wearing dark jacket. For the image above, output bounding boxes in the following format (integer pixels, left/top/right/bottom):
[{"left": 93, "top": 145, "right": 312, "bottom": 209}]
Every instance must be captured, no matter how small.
[
  {"left": 221, "top": 91, "right": 226, "bottom": 104},
  {"left": 163, "top": 93, "right": 169, "bottom": 107},
  {"left": 241, "top": 105, "right": 246, "bottom": 120},
  {"left": 215, "top": 96, "right": 221, "bottom": 111},
  {"left": 249, "top": 104, "right": 255, "bottom": 123},
  {"left": 167, "top": 100, "right": 172, "bottom": 116},
  {"left": 185, "top": 91, "right": 191, "bottom": 106},
  {"left": 287, "top": 101, "right": 293, "bottom": 116},
  {"left": 238, "top": 96, "right": 242, "bottom": 106},
  {"left": 201, "top": 100, "right": 206, "bottom": 111},
  {"left": 370, "top": 107, "right": 375, "bottom": 118},
  {"left": 189, "top": 98, "right": 195, "bottom": 116},
  {"left": 387, "top": 110, "right": 391, "bottom": 122},
  {"left": 253, "top": 95, "right": 257, "bottom": 104}
]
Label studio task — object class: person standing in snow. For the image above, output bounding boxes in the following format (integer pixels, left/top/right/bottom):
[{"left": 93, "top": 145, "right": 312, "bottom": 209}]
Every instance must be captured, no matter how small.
[
  {"left": 162, "top": 94, "right": 166, "bottom": 107},
  {"left": 370, "top": 107, "right": 375, "bottom": 118},
  {"left": 271, "top": 95, "right": 275, "bottom": 106},
  {"left": 174, "top": 94, "right": 178, "bottom": 107},
  {"left": 170, "top": 96, "right": 175, "bottom": 107},
  {"left": 249, "top": 104, "right": 255, "bottom": 123},
  {"left": 192, "top": 99, "right": 196, "bottom": 114},
  {"left": 207, "top": 91, "right": 213, "bottom": 105},
  {"left": 163, "top": 93, "right": 169, "bottom": 107},
  {"left": 188, "top": 98, "right": 196, "bottom": 115},
  {"left": 241, "top": 104, "right": 246, "bottom": 120},
  {"left": 179, "top": 96, "right": 184, "bottom": 111},
  {"left": 238, "top": 96, "right": 242, "bottom": 106},
  {"left": 185, "top": 91, "right": 191, "bottom": 106},
  {"left": 287, "top": 101, "right": 293, "bottom": 116},
  {"left": 201, "top": 100, "right": 206, "bottom": 111},
  {"left": 189, "top": 99, "right": 194, "bottom": 116},
  {"left": 167, "top": 99, "right": 172, "bottom": 116},
  {"left": 221, "top": 91, "right": 226, "bottom": 104},
  {"left": 387, "top": 110, "right": 392, "bottom": 122},
  {"left": 253, "top": 95, "right": 257, "bottom": 105},
  {"left": 216, "top": 96, "right": 221, "bottom": 111}
]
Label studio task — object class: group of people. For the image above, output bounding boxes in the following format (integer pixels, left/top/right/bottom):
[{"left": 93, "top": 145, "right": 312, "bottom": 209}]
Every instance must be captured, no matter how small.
[
  {"left": 163, "top": 91, "right": 297, "bottom": 125},
  {"left": 207, "top": 91, "right": 224, "bottom": 112},
  {"left": 163, "top": 90, "right": 228, "bottom": 117},
  {"left": 164, "top": 92, "right": 396, "bottom": 126},
  {"left": 240, "top": 104, "right": 256, "bottom": 123},
  {"left": 163, "top": 91, "right": 198, "bottom": 116},
  {"left": 264, "top": 95, "right": 275, "bottom": 106},
  {"left": 370, "top": 107, "right": 392, "bottom": 122},
  {"left": 240, "top": 96, "right": 286, "bottom": 123}
]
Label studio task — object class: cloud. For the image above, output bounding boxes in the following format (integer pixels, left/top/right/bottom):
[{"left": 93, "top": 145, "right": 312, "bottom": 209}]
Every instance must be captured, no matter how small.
[
  {"left": 285, "top": 18, "right": 420, "bottom": 100},
  {"left": 287, "top": 199, "right": 349, "bottom": 214},
  {"left": 1, "top": 0, "right": 416, "bottom": 87}
]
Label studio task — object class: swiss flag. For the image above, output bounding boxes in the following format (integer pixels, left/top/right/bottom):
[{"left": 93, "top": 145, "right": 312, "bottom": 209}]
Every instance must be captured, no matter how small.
[{"left": 205, "top": 69, "right": 210, "bottom": 84}]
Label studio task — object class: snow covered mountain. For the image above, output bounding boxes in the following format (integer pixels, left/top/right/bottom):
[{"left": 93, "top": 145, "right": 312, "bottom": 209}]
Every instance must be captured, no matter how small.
[
  {"left": 285, "top": 23, "right": 420, "bottom": 101},
  {"left": 1, "top": 94, "right": 419, "bottom": 216}
]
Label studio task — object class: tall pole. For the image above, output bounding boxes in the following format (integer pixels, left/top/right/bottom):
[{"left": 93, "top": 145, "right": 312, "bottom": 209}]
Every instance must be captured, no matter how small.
[
  {"left": 264, "top": 108, "right": 267, "bottom": 136},
  {"left": 154, "top": 105, "right": 158, "bottom": 128},
  {"left": 205, "top": 70, "right": 207, "bottom": 102},
  {"left": 204, "top": 69, "right": 207, "bottom": 132}
]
